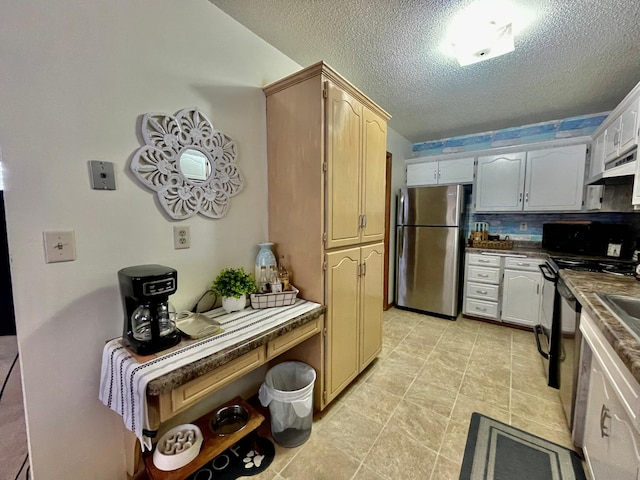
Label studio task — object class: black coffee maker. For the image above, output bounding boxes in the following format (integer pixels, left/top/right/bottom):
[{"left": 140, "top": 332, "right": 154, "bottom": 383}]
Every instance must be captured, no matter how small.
[{"left": 118, "top": 264, "right": 181, "bottom": 355}]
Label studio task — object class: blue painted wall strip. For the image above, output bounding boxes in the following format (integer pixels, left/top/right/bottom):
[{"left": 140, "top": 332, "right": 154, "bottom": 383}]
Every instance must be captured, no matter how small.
[{"left": 413, "top": 112, "right": 609, "bottom": 156}]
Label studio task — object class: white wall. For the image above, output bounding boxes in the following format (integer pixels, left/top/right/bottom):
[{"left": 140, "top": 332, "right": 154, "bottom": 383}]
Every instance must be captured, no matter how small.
[
  {"left": 0, "top": 2, "right": 301, "bottom": 479},
  {"left": 386, "top": 129, "right": 413, "bottom": 304}
]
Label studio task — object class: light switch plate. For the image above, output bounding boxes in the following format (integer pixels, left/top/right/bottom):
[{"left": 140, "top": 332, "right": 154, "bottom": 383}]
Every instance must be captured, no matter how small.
[
  {"left": 43, "top": 230, "right": 76, "bottom": 263},
  {"left": 607, "top": 243, "right": 622, "bottom": 257},
  {"left": 89, "top": 161, "right": 116, "bottom": 190}
]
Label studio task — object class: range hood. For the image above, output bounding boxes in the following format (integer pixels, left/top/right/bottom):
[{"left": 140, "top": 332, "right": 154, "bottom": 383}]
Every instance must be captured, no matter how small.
[{"left": 588, "top": 149, "right": 636, "bottom": 185}]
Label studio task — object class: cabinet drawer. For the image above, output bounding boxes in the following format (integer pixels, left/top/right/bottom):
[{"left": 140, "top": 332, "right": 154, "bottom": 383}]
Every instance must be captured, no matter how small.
[
  {"left": 468, "top": 253, "right": 501, "bottom": 267},
  {"left": 159, "top": 346, "right": 267, "bottom": 421},
  {"left": 467, "top": 266, "right": 500, "bottom": 284},
  {"left": 267, "top": 317, "right": 322, "bottom": 360},
  {"left": 504, "top": 257, "right": 544, "bottom": 271},
  {"left": 465, "top": 298, "right": 499, "bottom": 319},
  {"left": 466, "top": 281, "right": 499, "bottom": 301}
]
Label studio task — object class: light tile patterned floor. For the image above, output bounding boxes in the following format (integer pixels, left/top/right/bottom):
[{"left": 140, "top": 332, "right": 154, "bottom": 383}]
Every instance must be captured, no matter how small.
[{"left": 250, "top": 308, "right": 574, "bottom": 480}]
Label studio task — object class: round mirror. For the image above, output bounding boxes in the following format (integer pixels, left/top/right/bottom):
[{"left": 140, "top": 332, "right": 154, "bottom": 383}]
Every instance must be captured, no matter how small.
[{"left": 179, "top": 148, "right": 211, "bottom": 183}]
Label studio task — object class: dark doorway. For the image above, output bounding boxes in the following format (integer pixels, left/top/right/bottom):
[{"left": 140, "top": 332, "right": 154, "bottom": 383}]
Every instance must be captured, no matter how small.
[{"left": 0, "top": 192, "right": 16, "bottom": 335}]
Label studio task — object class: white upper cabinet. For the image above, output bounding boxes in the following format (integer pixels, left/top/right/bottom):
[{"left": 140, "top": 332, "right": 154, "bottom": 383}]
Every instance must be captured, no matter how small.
[
  {"left": 407, "top": 157, "right": 474, "bottom": 186},
  {"left": 475, "top": 145, "right": 586, "bottom": 212},
  {"left": 525, "top": 144, "right": 586, "bottom": 211},
  {"left": 406, "top": 160, "right": 438, "bottom": 186},
  {"left": 618, "top": 98, "right": 640, "bottom": 155},
  {"left": 589, "top": 133, "right": 606, "bottom": 179},
  {"left": 475, "top": 152, "right": 526, "bottom": 211},
  {"left": 439, "top": 157, "right": 475, "bottom": 184}
]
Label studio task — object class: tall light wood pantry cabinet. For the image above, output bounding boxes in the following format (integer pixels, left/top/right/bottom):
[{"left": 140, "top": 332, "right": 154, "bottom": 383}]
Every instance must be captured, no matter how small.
[{"left": 264, "top": 62, "right": 390, "bottom": 409}]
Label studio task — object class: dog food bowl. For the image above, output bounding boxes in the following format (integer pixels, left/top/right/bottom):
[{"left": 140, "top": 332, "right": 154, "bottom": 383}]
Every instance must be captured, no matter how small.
[
  {"left": 210, "top": 404, "right": 249, "bottom": 435},
  {"left": 152, "top": 424, "right": 203, "bottom": 471}
]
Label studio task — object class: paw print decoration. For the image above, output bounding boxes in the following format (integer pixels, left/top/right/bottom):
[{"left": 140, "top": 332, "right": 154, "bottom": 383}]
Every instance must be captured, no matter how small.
[{"left": 243, "top": 449, "right": 265, "bottom": 469}]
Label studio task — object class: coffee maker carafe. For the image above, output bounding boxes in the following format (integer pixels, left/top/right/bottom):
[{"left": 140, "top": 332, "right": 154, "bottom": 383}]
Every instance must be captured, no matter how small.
[{"left": 118, "top": 264, "right": 181, "bottom": 355}]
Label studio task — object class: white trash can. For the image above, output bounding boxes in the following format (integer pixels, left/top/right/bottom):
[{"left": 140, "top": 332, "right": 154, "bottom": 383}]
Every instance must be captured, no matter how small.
[{"left": 258, "top": 361, "right": 316, "bottom": 447}]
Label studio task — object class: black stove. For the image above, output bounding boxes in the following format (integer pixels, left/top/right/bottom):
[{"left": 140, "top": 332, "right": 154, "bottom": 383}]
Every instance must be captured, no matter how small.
[{"left": 549, "top": 256, "right": 636, "bottom": 276}]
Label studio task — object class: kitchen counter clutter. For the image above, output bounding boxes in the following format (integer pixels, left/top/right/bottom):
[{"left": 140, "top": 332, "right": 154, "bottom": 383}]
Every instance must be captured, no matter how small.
[
  {"left": 99, "top": 299, "right": 325, "bottom": 457},
  {"left": 560, "top": 269, "right": 640, "bottom": 383}
]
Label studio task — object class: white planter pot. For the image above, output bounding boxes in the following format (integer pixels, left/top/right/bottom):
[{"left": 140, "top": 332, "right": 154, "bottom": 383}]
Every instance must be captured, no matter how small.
[{"left": 222, "top": 294, "right": 246, "bottom": 313}]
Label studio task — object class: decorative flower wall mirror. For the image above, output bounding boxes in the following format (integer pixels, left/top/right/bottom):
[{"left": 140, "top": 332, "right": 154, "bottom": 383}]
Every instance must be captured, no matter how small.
[{"left": 131, "top": 108, "right": 244, "bottom": 219}]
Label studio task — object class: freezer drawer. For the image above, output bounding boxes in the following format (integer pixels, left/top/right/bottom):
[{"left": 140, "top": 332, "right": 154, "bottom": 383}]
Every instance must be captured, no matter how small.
[
  {"left": 466, "top": 281, "right": 499, "bottom": 301},
  {"left": 396, "top": 225, "right": 461, "bottom": 317}
]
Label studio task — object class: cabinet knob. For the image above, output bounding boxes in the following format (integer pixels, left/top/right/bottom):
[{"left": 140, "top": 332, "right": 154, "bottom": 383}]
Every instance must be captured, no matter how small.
[{"left": 476, "top": 290, "right": 488, "bottom": 295}]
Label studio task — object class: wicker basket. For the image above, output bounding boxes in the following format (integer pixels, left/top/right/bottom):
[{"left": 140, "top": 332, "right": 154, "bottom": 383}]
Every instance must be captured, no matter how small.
[
  {"left": 250, "top": 285, "right": 299, "bottom": 309},
  {"left": 471, "top": 240, "right": 514, "bottom": 250}
]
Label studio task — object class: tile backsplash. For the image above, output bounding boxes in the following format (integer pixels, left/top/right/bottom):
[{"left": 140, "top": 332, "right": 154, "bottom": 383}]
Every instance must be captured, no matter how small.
[{"left": 466, "top": 211, "right": 640, "bottom": 244}]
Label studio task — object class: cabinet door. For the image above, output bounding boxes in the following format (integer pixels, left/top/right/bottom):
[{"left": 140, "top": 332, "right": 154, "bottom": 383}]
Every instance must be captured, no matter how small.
[
  {"left": 360, "top": 243, "right": 384, "bottom": 369},
  {"left": 524, "top": 144, "right": 586, "bottom": 211},
  {"left": 406, "top": 162, "right": 438, "bottom": 186},
  {"left": 604, "top": 121, "right": 621, "bottom": 163},
  {"left": 501, "top": 269, "right": 541, "bottom": 326},
  {"left": 475, "top": 152, "right": 526, "bottom": 211},
  {"left": 590, "top": 133, "right": 606, "bottom": 179},
  {"left": 633, "top": 158, "right": 640, "bottom": 208},
  {"left": 584, "top": 357, "right": 640, "bottom": 480},
  {"left": 325, "top": 82, "right": 363, "bottom": 249},
  {"left": 325, "top": 248, "right": 360, "bottom": 404},
  {"left": 438, "top": 157, "right": 475, "bottom": 184},
  {"left": 619, "top": 99, "right": 639, "bottom": 156},
  {"left": 361, "top": 108, "right": 387, "bottom": 243}
]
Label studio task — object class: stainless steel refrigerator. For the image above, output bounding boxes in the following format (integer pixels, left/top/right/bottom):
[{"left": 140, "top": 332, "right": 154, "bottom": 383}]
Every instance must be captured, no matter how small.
[{"left": 396, "top": 185, "right": 464, "bottom": 318}]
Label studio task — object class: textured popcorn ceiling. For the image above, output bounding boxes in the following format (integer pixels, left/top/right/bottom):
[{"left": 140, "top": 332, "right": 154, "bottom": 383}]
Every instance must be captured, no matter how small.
[{"left": 209, "top": 0, "right": 640, "bottom": 143}]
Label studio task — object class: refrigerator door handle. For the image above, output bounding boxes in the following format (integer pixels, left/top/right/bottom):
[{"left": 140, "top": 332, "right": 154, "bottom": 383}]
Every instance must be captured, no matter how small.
[
  {"left": 397, "top": 227, "right": 404, "bottom": 259},
  {"left": 398, "top": 191, "right": 405, "bottom": 225}
]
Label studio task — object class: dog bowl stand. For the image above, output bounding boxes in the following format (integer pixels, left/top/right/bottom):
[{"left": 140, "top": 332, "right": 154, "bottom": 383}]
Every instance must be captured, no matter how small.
[{"left": 143, "top": 396, "right": 265, "bottom": 480}]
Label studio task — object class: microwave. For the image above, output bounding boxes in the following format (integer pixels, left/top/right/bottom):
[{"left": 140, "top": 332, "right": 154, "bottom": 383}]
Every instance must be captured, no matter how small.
[{"left": 542, "top": 222, "right": 633, "bottom": 258}]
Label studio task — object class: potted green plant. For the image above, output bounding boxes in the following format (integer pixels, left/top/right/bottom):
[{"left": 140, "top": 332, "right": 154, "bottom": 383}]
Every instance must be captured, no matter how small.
[{"left": 212, "top": 267, "right": 257, "bottom": 313}]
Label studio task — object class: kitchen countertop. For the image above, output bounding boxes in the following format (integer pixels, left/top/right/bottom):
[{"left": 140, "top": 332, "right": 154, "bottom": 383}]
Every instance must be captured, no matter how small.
[
  {"left": 465, "top": 242, "right": 547, "bottom": 258},
  {"left": 560, "top": 269, "right": 640, "bottom": 384},
  {"left": 145, "top": 303, "right": 326, "bottom": 395}
]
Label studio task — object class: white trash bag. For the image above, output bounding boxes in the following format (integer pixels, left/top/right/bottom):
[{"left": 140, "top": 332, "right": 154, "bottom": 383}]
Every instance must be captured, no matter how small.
[{"left": 259, "top": 361, "right": 316, "bottom": 434}]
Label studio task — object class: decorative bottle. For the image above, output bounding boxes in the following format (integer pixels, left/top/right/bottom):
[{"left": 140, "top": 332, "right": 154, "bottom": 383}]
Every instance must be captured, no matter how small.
[
  {"left": 278, "top": 256, "right": 291, "bottom": 291},
  {"left": 255, "top": 242, "right": 277, "bottom": 282},
  {"left": 258, "top": 266, "right": 269, "bottom": 293}
]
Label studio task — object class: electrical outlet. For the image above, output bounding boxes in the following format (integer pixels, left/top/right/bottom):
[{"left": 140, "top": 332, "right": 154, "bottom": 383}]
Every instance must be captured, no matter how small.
[
  {"left": 607, "top": 243, "right": 622, "bottom": 257},
  {"left": 519, "top": 222, "right": 527, "bottom": 231},
  {"left": 173, "top": 226, "right": 190, "bottom": 249}
]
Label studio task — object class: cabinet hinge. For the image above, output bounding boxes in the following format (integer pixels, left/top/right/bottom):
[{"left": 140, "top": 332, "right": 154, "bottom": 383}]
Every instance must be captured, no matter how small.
[
  {"left": 323, "top": 261, "right": 327, "bottom": 271},
  {"left": 323, "top": 327, "right": 327, "bottom": 337},
  {"left": 322, "top": 162, "right": 327, "bottom": 172},
  {"left": 323, "top": 232, "right": 327, "bottom": 243},
  {"left": 323, "top": 390, "right": 327, "bottom": 401},
  {"left": 322, "top": 81, "right": 328, "bottom": 98}
]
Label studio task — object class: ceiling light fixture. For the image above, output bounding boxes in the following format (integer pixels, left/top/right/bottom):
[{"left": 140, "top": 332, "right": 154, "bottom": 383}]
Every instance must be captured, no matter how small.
[{"left": 442, "top": 0, "right": 533, "bottom": 66}]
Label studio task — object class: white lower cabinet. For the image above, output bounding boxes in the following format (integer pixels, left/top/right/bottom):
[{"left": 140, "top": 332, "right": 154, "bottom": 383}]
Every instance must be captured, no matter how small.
[
  {"left": 580, "top": 310, "right": 640, "bottom": 480},
  {"left": 463, "top": 252, "right": 542, "bottom": 325},
  {"left": 501, "top": 269, "right": 541, "bottom": 326}
]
